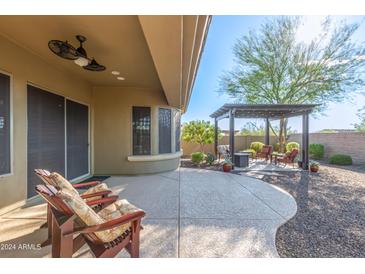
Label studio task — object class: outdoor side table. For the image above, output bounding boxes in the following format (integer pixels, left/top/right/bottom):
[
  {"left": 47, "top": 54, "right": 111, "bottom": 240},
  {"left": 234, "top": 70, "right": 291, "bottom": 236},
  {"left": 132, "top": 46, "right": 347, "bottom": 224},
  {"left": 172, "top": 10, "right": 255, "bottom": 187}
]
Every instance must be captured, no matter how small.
[{"left": 234, "top": 152, "right": 250, "bottom": 168}]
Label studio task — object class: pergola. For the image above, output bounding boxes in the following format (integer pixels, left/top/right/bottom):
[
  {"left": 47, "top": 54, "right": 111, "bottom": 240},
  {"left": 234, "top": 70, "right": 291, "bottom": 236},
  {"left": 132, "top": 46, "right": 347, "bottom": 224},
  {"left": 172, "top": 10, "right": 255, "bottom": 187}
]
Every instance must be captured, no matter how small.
[{"left": 210, "top": 104, "right": 319, "bottom": 170}]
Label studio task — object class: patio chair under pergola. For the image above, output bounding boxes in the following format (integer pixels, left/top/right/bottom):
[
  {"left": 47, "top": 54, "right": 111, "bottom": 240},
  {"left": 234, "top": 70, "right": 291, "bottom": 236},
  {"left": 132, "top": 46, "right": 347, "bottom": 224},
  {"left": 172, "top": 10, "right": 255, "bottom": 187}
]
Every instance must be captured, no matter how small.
[{"left": 210, "top": 104, "right": 319, "bottom": 170}]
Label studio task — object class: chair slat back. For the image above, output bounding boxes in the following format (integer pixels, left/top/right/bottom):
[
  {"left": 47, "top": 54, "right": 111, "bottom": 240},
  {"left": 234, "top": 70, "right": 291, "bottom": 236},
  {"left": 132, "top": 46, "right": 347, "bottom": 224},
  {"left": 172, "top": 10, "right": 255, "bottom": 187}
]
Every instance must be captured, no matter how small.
[
  {"left": 289, "top": 149, "right": 299, "bottom": 161},
  {"left": 34, "top": 169, "right": 54, "bottom": 186},
  {"left": 262, "top": 146, "right": 269, "bottom": 154},
  {"left": 35, "top": 184, "right": 74, "bottom": 216},
  {"left": 261, "top": 145, "right": 273, "bottom": 155}
]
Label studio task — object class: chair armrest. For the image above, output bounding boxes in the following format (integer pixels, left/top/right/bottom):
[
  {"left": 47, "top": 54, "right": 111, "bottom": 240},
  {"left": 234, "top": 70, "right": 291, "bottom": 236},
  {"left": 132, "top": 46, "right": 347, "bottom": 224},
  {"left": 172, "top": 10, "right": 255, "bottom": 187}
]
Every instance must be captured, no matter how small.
[
  {"left": 73, "top": 181, "right": 101, "bottom": 188},
  {"left": 277, "top": 156, "right": 288, "bottom": 162},
  {"left": 80, "top": 190, "right": 112, "bottom": 199},
  {"left": 65, "top": 210, "right": 146, "bottom": 236},
  {"left": 86, "top": 195, "right": 118, "bottom": 206}
]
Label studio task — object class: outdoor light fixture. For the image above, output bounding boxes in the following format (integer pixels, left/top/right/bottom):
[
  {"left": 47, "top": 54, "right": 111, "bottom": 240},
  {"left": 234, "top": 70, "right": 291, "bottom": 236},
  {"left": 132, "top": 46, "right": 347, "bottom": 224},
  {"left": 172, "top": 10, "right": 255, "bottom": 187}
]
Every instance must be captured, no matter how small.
[
  {"left": 48, "top": 35, "right": 106, "bottom": 71},
  {"left": 73, "top": 35, "right": 90, "bottom": 67},
  {"left": 74, "top": 57, "right": 89, "bottom": 67}
]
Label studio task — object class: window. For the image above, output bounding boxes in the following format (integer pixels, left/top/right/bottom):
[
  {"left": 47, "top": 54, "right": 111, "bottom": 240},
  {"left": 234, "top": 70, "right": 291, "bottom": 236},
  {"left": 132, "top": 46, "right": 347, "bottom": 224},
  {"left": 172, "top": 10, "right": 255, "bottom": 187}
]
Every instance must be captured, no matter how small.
[
  {"left": 0, "top": 72, "right": 11, "bottom": 175},
  {"left": 174, "top": 110, "right": 181, "bottom": 152},
  {"left": 159, "top": 108, "right": 172, "bottom": 154},
  {"left": 132, "top": 107, "right": 151, "bottom": 155}
]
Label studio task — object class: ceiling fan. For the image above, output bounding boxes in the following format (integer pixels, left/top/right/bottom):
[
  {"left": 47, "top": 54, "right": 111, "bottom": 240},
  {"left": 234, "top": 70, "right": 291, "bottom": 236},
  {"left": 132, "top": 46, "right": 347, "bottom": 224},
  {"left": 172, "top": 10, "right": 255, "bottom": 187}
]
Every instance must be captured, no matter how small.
[{"left": 48, "top": 35, "right": 106, "bottom": 71}]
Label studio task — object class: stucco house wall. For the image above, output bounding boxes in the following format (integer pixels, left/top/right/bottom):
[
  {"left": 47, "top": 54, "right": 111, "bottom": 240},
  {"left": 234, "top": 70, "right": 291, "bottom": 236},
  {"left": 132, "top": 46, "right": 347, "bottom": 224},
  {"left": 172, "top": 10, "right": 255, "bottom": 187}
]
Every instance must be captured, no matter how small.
[{"left": 0, "top": 35, "right": 92, "bottom": 212}]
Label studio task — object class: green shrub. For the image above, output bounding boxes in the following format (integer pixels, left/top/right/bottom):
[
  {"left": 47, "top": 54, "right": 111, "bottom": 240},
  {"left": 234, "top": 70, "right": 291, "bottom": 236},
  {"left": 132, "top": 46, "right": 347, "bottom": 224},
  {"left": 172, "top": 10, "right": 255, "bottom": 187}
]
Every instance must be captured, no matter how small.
[
  {"left": 309, "top": 144, "right": 324, "bottom": 160},
  {"left": 191, "top": 152, "right": 205, "bottom": 164},
  {"left": 329, "top": 154, "right": 353, "bottom": 165},
  {"left": 286, "top": 142, "right": 299, "bottom": 152},
  {"left": 273, "top": 142, "right": 281, "bottom": 152},
  {"left": 250, "top": 142, "right": 264, "bottom": 153},
  {"left": 241, "top": 148, "right": 256, "bottom": 158},
  {"left": 205, "top": 153, "right": 215, "bottom": 165}
]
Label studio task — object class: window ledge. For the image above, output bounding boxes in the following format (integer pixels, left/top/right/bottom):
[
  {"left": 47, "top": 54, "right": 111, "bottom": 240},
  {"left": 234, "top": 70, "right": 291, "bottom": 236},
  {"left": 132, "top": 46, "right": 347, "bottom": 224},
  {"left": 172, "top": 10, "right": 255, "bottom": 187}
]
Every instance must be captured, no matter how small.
[{"left": 128, "top": 151, "right": 183, "bottom": 162}]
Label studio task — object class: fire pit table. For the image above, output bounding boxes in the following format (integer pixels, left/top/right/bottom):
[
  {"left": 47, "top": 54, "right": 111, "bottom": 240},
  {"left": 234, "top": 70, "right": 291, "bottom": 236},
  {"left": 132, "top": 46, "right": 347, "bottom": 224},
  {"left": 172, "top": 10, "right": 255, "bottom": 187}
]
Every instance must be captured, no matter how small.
[{"left": 234, "top": 152, "right": 251, "bottom": 168}]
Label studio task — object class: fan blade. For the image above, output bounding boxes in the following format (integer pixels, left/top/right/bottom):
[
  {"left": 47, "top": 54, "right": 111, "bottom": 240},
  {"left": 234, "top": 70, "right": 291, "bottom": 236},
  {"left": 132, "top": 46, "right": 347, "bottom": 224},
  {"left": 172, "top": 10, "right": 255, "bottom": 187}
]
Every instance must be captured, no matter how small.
[
  {"left": 48, "top": 40, "right": 78, "bottom": 60},
  {"left": 83, "top": 59, "right": 106, "bottom": 71}
]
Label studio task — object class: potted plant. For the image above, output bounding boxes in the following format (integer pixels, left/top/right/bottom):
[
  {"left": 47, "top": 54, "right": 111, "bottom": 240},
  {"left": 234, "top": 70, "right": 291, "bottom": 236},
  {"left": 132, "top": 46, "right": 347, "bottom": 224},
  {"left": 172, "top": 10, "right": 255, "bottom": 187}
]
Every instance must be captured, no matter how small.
[
  {"left": 222, "top": 155, "right": 233, "bottom": 172},
  {"left": 309, "top": 161, "right": 319, "bottom": 172}
]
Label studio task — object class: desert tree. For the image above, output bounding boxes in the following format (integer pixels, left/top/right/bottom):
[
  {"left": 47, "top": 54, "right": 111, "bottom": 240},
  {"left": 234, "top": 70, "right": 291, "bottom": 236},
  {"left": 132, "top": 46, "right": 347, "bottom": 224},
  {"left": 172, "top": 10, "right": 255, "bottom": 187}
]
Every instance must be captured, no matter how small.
[
  {"left": 219, "top": 16, "right": 365, "bottom": 151},
  {"left": 354, "top": 106, "right": 365, "bottom": 131}
]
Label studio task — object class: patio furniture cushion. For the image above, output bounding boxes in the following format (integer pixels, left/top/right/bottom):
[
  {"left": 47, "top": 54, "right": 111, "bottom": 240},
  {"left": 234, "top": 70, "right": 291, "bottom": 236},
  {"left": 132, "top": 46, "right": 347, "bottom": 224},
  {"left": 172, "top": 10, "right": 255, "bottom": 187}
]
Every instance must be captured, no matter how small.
[
  {"left": 218, "top": 145, "right": 230, "bottom": 155},
  {"left": 49, "top": 172, "right": 79, "bottom": 196},
  {"left": 57, "top": 188, "right": 138, "bottom": 243},
  {"left": 82, "top": 183, "right": 110, "bottom": 201},
  {"left": 49, "top": 172, "right": 111, "bottom": 202},
  {"left": 98, "top": 199, "right": 141, "bottom": 220}
]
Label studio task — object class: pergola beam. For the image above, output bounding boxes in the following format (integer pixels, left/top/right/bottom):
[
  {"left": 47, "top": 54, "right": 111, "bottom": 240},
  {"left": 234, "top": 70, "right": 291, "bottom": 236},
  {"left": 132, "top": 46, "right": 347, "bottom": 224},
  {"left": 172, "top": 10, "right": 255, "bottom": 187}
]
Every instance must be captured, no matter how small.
[
  {"left": 215, "top": 112, "right": 230, "bottom": 121},
  {"left": 210, "top": 104, "right": 319, "bottom": 120}
]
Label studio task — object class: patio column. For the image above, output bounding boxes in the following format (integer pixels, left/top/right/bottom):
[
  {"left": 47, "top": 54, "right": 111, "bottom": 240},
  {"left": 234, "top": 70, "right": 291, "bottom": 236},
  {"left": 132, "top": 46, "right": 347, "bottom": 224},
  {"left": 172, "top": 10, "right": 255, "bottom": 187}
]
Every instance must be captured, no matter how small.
[
  {"left": 229, "top": 109, "right": 235, "bottom": 162},
  {"left": 265, "top": 117, "right": 270, "bottom": 145},
  {"left": 214, "top": 118, "right": 218, "bottom": 157},
  {"left": 302, "top": 112, "right": 309, "bottom": 170}
]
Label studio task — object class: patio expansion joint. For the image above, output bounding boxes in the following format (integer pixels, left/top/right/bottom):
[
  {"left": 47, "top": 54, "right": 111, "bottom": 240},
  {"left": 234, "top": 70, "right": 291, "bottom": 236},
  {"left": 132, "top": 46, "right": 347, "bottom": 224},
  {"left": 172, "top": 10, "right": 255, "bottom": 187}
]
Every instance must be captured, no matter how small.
[
  {"left": 229, "top": 174, "right": 287, "bottom": 221},
  {"left": 143, "top": 217, "right": 178, "bottom": 221},
  {"left": 177, "top": 166, "right": 182, "bottom": 258},
  {"left": 158, "top": 174, "right": 179, "bottom": 182},
  {"left": 179, "top": 217, "right": 282, "bottom": 221}
]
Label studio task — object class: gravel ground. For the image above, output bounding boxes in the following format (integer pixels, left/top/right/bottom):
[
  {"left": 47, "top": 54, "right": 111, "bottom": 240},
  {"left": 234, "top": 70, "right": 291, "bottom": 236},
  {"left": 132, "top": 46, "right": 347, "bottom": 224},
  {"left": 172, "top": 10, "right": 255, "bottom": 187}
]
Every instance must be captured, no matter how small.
[
  {"left": 261, "top": 164, "right": 365, "bottom": 257},
  {"left": 181, "top": 158, "right": 365, "bottom": 257},
  {"left": 180, "top": 158, "right": 223, "bottom": 171}
]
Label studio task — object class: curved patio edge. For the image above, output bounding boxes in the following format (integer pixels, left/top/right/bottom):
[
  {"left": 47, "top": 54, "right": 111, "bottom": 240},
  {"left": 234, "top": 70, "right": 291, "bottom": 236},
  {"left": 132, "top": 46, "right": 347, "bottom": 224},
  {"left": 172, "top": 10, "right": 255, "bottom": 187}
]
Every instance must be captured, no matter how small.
[
  {"left": 174, "top": 167, "right": 298, "bottom": 257},
  {"left": 226, "top": 171, "right": 298, "bottom": 257}
]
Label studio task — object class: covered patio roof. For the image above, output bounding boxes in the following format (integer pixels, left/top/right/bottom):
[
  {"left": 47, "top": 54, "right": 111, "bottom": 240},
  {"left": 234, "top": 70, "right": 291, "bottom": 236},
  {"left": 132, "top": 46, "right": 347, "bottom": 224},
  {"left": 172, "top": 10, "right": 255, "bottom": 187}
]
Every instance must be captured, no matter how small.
[{"left": 210, "top": 104, "right": 319, "bottom": 120}]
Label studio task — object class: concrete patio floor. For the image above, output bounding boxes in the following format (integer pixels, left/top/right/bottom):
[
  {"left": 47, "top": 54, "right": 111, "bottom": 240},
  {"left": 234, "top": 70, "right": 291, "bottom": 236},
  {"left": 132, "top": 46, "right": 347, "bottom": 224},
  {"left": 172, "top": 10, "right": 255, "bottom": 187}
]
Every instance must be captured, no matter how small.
[{"left": 0, "top": 167, "right": 297, "bottom": 258}]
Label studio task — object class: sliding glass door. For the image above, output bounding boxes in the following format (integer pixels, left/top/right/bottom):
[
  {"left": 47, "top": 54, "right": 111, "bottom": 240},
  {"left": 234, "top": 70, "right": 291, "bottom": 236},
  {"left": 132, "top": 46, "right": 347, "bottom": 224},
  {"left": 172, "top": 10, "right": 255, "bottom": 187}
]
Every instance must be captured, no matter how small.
[{"left": 27, "top": 85, "right": 89, "bottom": 197}]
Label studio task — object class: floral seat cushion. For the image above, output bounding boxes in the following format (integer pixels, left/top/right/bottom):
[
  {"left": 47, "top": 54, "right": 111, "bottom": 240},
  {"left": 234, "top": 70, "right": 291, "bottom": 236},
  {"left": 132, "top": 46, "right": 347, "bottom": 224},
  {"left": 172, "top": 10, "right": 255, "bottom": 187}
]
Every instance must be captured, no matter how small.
[
  {"left": 49, "top": 172, "right": 79, "bottom": 195},
  {"left": 82, "top": 183, "right": 110, "bottom": 201},
  {"left": 98, "top": 199, "right": 141, "bottom": 220},
  {"left": 49, "top": 172, "right": 111, "bottom": 202},
  {"left": 57, "top": 188, "right": 141, "bottom": 243}
]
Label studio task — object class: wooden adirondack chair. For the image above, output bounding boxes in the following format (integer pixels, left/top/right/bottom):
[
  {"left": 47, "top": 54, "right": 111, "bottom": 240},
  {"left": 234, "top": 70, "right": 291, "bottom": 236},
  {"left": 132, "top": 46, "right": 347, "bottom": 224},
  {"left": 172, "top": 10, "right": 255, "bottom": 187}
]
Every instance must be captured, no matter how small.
[
  {"left": 34, "top": 169, "right": 113, "bottom": 246},
  {"left": 36, "top": 185, "right": 145, "bottom": 258},
  {"left": 277, "top": 148, "right": 299, "bottom": 167},
  {"left": 256, "top": 145, "right": 273, "bottom": 162}
]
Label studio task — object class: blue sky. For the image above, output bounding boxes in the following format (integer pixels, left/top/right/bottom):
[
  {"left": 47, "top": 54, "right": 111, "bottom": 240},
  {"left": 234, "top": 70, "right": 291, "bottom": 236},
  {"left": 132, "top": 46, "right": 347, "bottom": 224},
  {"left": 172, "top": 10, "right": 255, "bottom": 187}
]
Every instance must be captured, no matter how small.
[{"left": 182, "top": 16, "right": 365, "bottom": 133}]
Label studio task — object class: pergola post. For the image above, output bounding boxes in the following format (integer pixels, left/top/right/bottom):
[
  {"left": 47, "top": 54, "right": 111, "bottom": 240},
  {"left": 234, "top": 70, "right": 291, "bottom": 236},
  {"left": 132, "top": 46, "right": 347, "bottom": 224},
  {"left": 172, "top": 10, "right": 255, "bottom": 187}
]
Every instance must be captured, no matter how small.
[
  {"left": 229, "top": 109, "right": 235, "bottom": 162},
  {"left": 302, "top": 112, "right": 309, "bottom": 170},
  {"left": 265, "top": 117, "right": 270, "bottom": 145},
  {"left": 214, "top": 118, "right": 218, "bottom": 157}
]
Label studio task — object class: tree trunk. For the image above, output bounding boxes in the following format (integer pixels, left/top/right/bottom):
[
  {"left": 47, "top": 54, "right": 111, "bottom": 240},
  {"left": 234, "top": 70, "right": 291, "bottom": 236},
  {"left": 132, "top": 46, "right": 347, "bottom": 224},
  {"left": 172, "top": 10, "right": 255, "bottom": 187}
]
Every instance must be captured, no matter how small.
[
  {"left": 278, "top": 118, "right": 288, "bottom": 152},
  {"left": 200, "top": 143, "right": 205, "bottom": 153}
]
